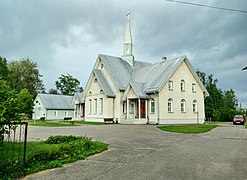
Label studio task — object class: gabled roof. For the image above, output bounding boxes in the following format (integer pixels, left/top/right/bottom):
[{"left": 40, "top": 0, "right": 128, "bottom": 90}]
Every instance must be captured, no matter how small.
[
  {"left": 85, "top": 54, "right": 208, "bottom": 99},
  {"left": 130, "top": 81, "right": 148, "bottom": 98},
  {"left": 36, "top": 94, "right": 74, "bottom": 110},
  {"left": 134, "top": 56, "right": 183, "bottom": 93},
  {"left": 73, "top": 92, "right": 84, "bottom": 104},
  {"left": 99, "top": 54, "right": 133, "bottom": 90},
  {"left": 93, "top": 69, "right": 115, "bottom": 97}
]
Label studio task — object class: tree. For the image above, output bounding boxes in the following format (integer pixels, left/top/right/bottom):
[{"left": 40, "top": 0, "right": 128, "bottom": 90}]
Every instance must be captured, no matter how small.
[
  {"left": 0, "top": 56, "right": 9, "bottom": 81},
  {"left": 49, "top": 88, "right": 59, "bottom": 95},
  {"left": 8, "top": 58, "right": 45, "bottom": 98},
  {"left": 197, "top": 70, "right": 239, "bottom": 121},
  {"left": 55, "top": 74, "right": 83, "bottom": 95},
  {"left": 0, "top": 80, "right": 33, "bottom": 123}
]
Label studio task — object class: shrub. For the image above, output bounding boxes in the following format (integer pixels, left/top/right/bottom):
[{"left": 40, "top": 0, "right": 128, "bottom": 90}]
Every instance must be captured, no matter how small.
[{"left": 45, "top": 135, "right": 85, "bottom": 144}]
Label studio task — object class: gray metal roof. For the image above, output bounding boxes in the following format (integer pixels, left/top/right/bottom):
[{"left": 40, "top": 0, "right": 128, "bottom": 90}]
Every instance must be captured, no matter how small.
[
  {"left": 130, "top": 81, "right": 148, "bottom": 98},
  {"left": 99, "top": 54, "right": 133, "bottom": 90},
  {"left": 134, "top": 57, "right": 184, "bottom": 93},
  {"left": 95, "top": 54, "right": 208, "bottom": 98},
  {"left": 93, "top": 69, "right": 115, "bottom": 97},
  {"left": 73, "top": 92, "right": 84, "bottom": 104},
  {"left": 37, "top": 94, "right": 74, "bottom": 110}
]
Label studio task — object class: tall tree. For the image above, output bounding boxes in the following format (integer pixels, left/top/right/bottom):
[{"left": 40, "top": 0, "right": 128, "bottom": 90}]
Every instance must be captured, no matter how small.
[
  {"left": 8, "top": 58, "right": 45, "bottom": 98},
  {"left": 55, "top": 73, "right": 83, "bottom": 96},
  {"left": 0, "top": 56, "right": 9, "bottom": 81},
  {"left": 197, "top": 70, "right": 239, "bottom": 121}
]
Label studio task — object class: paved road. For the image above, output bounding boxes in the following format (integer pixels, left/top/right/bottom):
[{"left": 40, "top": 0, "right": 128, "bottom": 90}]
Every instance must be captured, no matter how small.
[{"left": 23, "top": 124, "right": 247, "bottom": 180}]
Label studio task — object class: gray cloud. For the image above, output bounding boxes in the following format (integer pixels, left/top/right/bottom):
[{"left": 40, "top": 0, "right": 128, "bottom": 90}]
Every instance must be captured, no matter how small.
[{"left": 0, "top": 0, "right": 246, "bottom": 105}]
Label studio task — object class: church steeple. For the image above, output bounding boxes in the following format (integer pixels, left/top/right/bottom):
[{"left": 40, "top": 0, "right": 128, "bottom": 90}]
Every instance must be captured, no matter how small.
[{"left": 122, "top": 12, "right": 134, "bottom": 65}]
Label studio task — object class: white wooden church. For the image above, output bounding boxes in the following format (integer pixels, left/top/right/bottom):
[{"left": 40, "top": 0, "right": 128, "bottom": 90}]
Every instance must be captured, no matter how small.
[{"left": 76, "top": 14, "right": 209, "bottom": 124}]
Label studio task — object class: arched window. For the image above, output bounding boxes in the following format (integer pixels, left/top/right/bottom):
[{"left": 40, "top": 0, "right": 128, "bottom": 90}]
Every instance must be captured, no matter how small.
[
  {"left": 181, "top": 99, "right": 186, "bottom": 112},
  {"left": 193, "top": 100, "right": 197, "bottom": 113},
  {"left": 181, "top": 80, "right": 185, "bottom": 92},
  {"left": 168, "top": 98, "right": 173, "bottom": 112}
]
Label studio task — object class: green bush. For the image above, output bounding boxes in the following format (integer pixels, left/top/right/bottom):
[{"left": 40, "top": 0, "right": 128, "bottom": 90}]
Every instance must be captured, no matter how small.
[{"left": 45, "top": 135, "right": 85, "bottom": 144}]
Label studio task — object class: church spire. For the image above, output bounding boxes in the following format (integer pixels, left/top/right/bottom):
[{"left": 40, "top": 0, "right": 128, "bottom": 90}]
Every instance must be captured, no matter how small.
[{"left": 122, "top": 12, "right": 134, "bottom": 65}]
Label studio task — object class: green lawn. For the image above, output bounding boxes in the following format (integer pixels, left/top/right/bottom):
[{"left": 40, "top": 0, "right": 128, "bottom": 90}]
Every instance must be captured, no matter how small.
[
  {"left": 28, "top": 120, "right": 75, "bottom": 127},
  {"left": 73, "top": 121, "right": 106, "bottom": 125},
  {"left": 0, "top": 136, "right": 108, "bottom": 179},
  {"left": 28, "top": 120, "right": 106, "bottom": 127},
  {"left": 158, "top": 124, "right": 218, "bottom": 134}
]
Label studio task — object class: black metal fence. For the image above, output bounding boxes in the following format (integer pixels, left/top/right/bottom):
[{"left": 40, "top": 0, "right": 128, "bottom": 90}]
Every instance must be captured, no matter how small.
[{"left": 0, "top": 122, "right": 28, "bottom": 179}]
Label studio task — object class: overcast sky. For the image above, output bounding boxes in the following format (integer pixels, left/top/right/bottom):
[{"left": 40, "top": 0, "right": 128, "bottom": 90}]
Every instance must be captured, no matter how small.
[{"left": 0, "top": 0, "right": 246, "bottom": 106}]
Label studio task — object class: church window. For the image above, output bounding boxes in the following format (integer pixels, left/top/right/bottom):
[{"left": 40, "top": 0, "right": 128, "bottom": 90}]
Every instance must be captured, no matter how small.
[
  {"left": 181, "top": 99, "right": 186, "bottom": 113},
  {"left": 168, "top": 81, "right": 173, "bottom": 91},
  {"left": 101, "top": 63, "right": 104, "bottom": 69},
  {"left": 168, "top": 98, "right": 173, "bottom": 112},
  {"left": 89, "top": 99, "right": 92, "bottom": 114},
  {"left": 130, "top": 101, "right": 134, "bottom": 114},
  {"left": 193, "top": 100, "right": 197, "bottom": 113},
  {"left": 192, "top": 83, "right": 196, "bottom": 93},
  {"left": 150, "top": 100, "right": 155, "bottom": 113},
  {"left": 100, "top": 98, "right": 103, "bottom": 114},
  {"left": 94, "top": 78, "right": 97, "bottom": 83},
  {"left": 123, "top": 101, "right": 126, "bottom": 114},
  {"left": 94, "top": 99, "right": 97, "bottom": 114},
  {"left": 181, "top": 80, "right": 185, "bottom": 92}
]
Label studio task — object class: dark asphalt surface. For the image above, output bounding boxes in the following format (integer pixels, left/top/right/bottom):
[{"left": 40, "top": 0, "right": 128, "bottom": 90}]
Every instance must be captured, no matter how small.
[{"left": 23, "top": 123, "right": 247, "bottom": 180}]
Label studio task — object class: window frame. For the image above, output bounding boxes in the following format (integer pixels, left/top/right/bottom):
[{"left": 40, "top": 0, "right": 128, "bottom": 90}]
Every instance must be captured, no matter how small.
[
  {"left": 193, "top": 100, "right": 197, "bottom": 113},
  {"left": 168, "top": 80, "right": 173, "bottom": 91},
  {"left": 181, "top": 80, "right": 185, "bottom": 92},
  {"left": 150, "top": 100, "right": 155, "bottom": 114},
  {"left": 181, "top": 99, "right": 186, "bottom": 113},
  {"left": 130, "top": 101, "right": 134, "bottom": 114},
  {"left": 89, "top": 99, "right": 92, "bottom": 115},
  {"left": 192, "top": 83, "right": 196, "bottom": 93},
  {"left": 99, "top": 98, "right": 103, "bottom": 114},
  {"left": 168, "top": 98, "right": 173, "bottom": 113},
  {"left": 94, "top": 99, "right": 97, "bottom": 114}
]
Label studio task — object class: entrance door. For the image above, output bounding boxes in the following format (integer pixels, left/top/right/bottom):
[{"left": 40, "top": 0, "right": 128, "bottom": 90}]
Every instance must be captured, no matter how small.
[{"left": 140, "top": 100, "right": 146, "bottom": 118}]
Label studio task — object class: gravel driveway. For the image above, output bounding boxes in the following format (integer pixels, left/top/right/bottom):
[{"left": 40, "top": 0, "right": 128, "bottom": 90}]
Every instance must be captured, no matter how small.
[{"left": 23, "top": 123, "right": 247, "bottom": 180}]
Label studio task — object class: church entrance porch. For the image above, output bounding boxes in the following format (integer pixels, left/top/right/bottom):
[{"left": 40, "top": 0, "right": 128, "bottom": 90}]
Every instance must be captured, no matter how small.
[{"left": 125, "top": 98, "right": 148, "bottom": 124}]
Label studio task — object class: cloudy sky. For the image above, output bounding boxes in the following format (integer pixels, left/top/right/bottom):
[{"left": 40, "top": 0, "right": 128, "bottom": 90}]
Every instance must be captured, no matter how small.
[{"left": 0, "top": 0, "right": 246, "bottom": 106}]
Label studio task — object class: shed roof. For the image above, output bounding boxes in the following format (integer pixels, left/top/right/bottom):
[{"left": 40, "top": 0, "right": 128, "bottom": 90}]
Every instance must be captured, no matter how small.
[{"left": 36, "top": 94, "right": 74, "bottom": 110}]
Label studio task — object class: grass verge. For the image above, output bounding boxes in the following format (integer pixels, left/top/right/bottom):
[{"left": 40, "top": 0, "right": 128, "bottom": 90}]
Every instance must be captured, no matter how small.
[
  {"left": 0, "top": 135, "right": 108, "bottom": 179},
  {"left": 28, "top": 120, "right": 75, "bottom": 127},
  {"left": 158, "top": 124, "right": 218, "bottom": 134},
  {"left": 28, "top": 120, "right": 106, "bottom": 127}
]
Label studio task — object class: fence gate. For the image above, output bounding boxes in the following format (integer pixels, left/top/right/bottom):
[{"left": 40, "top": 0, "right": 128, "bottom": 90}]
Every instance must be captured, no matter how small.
[{"left": 0, "top": 122, "right": 28, "bottom": 179}]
